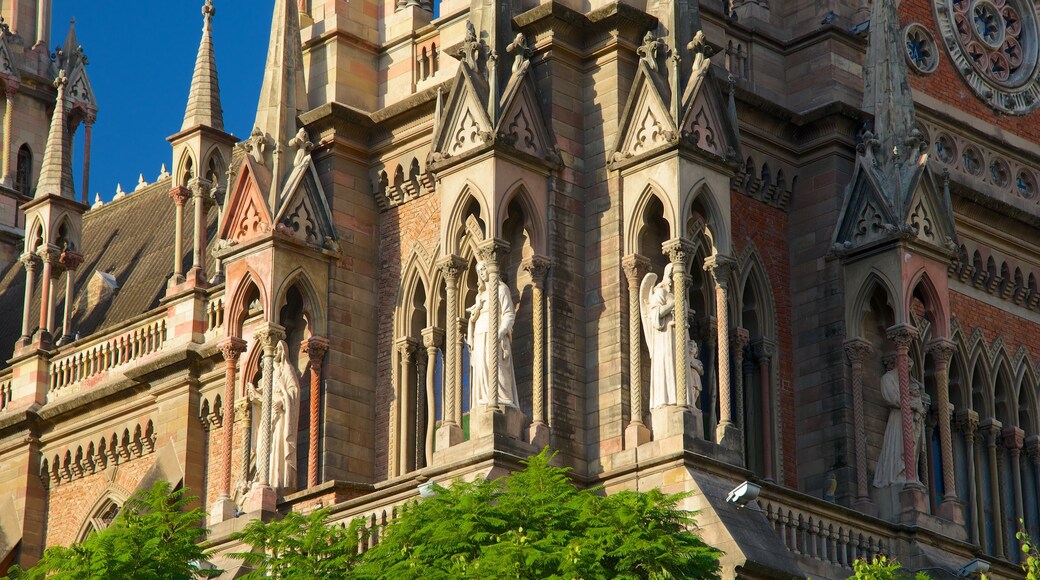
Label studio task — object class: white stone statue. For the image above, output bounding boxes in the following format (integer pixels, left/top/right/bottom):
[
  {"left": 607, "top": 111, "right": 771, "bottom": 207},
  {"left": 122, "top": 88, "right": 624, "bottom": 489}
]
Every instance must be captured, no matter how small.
[
  {"left": 687, "top": 337, "right": 704, "bottom": 406},
  {"left": 467, "top": 261, "right": 520, "bottom": 408},
  {"left": 269, "top": 340, "right": 301, "bottom": 491},
  {"left": 639, "top": 264, "right": 678, "bottom": 409},
  {"left": 873, "top": 357, "right": 928, "bottom": 487}
]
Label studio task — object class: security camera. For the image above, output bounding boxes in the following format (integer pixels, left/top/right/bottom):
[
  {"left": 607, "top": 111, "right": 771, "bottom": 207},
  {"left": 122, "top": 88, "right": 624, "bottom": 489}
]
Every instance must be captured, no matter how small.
[
  {"left": 418, "top": 481, "right": 438, "bottom": 498},
  {"left": 726, "top": 481, "right": 761, "bottom": 508},
  {"left": 957, "top": 559, "right": 990, "bottom": 577}
]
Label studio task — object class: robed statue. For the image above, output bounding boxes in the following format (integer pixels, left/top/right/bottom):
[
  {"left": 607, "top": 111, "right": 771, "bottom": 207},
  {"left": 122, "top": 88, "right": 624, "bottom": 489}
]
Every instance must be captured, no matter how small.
[
  {"left": 270, "top": 340, "right": 301, "bottom": 491},
  {"left": 640, "top": 264, "right": 690, "bottom": 408},
  {"left": 873, "top": 357, "right": 929, "bottom": 487},
  {"left": 468, "top": 261, "right": 520, "bottom": 408}
]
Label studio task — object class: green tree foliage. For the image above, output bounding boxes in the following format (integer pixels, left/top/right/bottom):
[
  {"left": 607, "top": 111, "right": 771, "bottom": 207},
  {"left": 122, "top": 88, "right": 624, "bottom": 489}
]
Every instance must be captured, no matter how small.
[
  {"left": 2, "top": 481, "right": 216, "bottom": 580},
  {"left": 352, "top": 448, "right": 722, "bottom": 579},
  {"left": 1018, "top": 521, "right": 1040, "bottom": 580},
  {"left": 849, "top": 555, "right": 929, "bottom": 580},
  {"left": 228, "top": 507, "right": 368, "bottom": 579}
]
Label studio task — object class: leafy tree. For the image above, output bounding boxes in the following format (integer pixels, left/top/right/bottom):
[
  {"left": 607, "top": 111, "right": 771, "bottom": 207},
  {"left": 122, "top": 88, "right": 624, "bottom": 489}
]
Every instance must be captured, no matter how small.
[
  {"left": 3, "top": 481, "right": 217, "bottom": 580},
  {"left": 228, "top": 507, "right": 368, "bottom": 579},
  {"left": 1018, "top": 521, "right": 1040, "bottom": 580},
  {"left": 352, "top": 448, "right": 722, "bottom": 579},
  {"left": 849, "top": 555, "right": 929, "bottom": 580}
]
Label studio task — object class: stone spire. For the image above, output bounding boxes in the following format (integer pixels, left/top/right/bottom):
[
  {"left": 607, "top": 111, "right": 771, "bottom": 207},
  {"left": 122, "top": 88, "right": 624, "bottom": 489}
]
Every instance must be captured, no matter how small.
[
  {"left": 862, "top": 0, "right": 923, "bottom": 211},
  {"left": 182, "top": 0, "right": 224, "bottom": 132},
  {"left": 35, "top": 71, "right": 75, "bottom": 199},
  {"left": 253, "top": 0, "right": 307, "bottom": 204}
]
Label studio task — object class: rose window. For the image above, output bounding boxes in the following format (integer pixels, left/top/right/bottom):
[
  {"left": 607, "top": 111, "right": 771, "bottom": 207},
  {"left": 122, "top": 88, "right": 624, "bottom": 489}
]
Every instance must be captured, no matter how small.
[
  {"left": 905, "top": 24, "right": 939, "bottom": 73},
  {"left": 938, "top": 0, "right": 1040, "bottom": 113}
]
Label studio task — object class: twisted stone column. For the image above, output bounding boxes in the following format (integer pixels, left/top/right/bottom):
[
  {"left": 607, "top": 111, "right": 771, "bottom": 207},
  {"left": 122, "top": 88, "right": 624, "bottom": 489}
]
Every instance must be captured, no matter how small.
[
  {"left": 479, "top": 239, "right": 510, "bottom": 411},
  {"left": 927, "top": 339, "right": 959, "bottom": 505},
  {"left": 1005, "top": 427, "right": 1026, "bottom": 534},
  {"left": 524, "top": 257, "right": 550, "bottom": 446},
  {"left": 956, "top": 410, "right": 982, "bottom": 545},
  {"left": 706, "top": 254, "right": 738, "bottom": 448},
  {"left": 982, "top": 419, "right": 1005, "bottom": 557},
  {"left": 421, "top": 328, "right": 443, "bottom": 465},
  {"left": 436, "top": 256, "right": 465, "bottom": 447},
  {"left": 887, "top": 324, "right": 919, "bottom": 483},
  {"left": 2, "top": 84, "right": 17, "bottom": 185},
  {"left": 733, "top": 328, "right": 750, "bottom": 430},
  {"left": 189, "top": 178, "right": 213, "bottom": 281},
  {"left": 254, "top": 325, "right": 285, "bottom": 488},
  {"left": 59, "top": 250, "right": 83, "bottom": 345},
  {"left": 844, "top": 339, "right": 874, "bottom": 507},
  {"left": 217, "top": 338, "right": 246, "bottom": 500},
  {"left": 622, "top": 255, "right": 650, "bottom": 446},
  {"left": 753, "top": 338, "right": 775, "bottom": 481},
  {"left": 665, "top": 240, "right": 694, "bottom": 408},
  {"left": 20, "top": 252, "right": 41, "bottom": 342},
  {"left": 169, "top": 187, "right": 192, "bottom": 283},
  {"left": 302, "top": 337, "right": 329, "bottom": 488}
]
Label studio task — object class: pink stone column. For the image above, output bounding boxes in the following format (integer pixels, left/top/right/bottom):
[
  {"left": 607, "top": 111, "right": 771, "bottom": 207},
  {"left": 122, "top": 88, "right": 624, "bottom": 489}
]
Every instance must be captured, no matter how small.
[
  {"left": 928, "top": 339, "right": 960, "bottom": 511},
  {"left": 189, "top": 178, "right": 213, "bottom": 283},
  {"left": 20, "top": 252, "right": 41, "bottom": 342},
  {"left": 523, "top": 257, "right": 551, "bottom": 447},
  {"left": 37, "top": 246, "right": 61, "bottom": 335},
  {"left": 733, "top": 328, "right": 750, "bottom": 433},
  {"left": 753, "top": 339, "right": 775, "bottom": 481},
  {"left": 622, "top": 254, "right": 650, "bottom": 447},
  {"left": 706, "top": 254, "right": 738, "bottom": 449},
  {"left": 218, "top": 338, "right": 246, "bottom": 500},
  {"left": 81, "top": 115, "right": 95, "bottom": 205},
  {"left": 982, "top": 419, "right": 1006, "bottom": 557},
  {"left": 436, "top": 255, "right": 466, "bottom": 447},
  {"left": 169, "top": 187, "right": 192, "bottom": 284},
  {"left": 302, "top": 337, "right": 329, "bottom": 488},
  {"left": 59, "top": 250, "right": 83, "bottom": 345},
  {"left": 2, "top": 84, "right": 18, "bottom": 185},
  {"left": 844, "top": 338, "right": 873, "bottom": 508},
  {"left": 887, "top": 324, "right": 919, "bottom": 483},
  {"left": 665, "top": 240, "right": 694, "bottom": 409},
  {"left": 956, "top": 410, "right": 982, "bottom": 545}
]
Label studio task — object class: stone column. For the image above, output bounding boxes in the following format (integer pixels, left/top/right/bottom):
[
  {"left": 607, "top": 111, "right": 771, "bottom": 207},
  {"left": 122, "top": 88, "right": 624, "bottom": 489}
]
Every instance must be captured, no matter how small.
[
  {"left": 523, "top": 256, "right": 551, "bottom": 447},
  {"left": 706, "top": 254, "right": 738, "bottom": 449},
  {"left": 246, "top": 324, "right": 284, "bottom": 512},
  {"left": 1028, "top": 436, "right": 1040, "bottom": 532},
  {"left": 733, "top": 328, "right": 750, "bottom": 432},
  {"left": 887, "top": 324, "right": 920, "bottom": 483},
  {"left": 982, "top": 419, "right": 1005, "bottom": 557},
  {"left": 37, "top": 245, "right": 61, "bottom": 335},
  {"left": 753, "top": 338, "right": 775, "bottom": 481},
  {"left": 212, "top": 337, "right": 245, "bottom": 522},
  {"left": 415, "top": 345, "right": 428, "bottom": 467},
  {"left": 478, "top": 239, "right": 510, "bottom": 411},
  {"left": 622, "top": 254, "right": 651, "bottom": 448},
  {"left": 169, "top": 187, "right": 191, "bottom": 284},
  {"left": 189, "top": 178, "right": 213, "bottom": 284},
  {"left": 928, "top": 339, "right": 962, "bottom": 521},
  {"left": 664, "top": 240, "right": 694, "bottom": 408},
  {"left": 956, "top": 410, "right": 982, "bottom": 546},
  {"left": 845, "top": 338, "right": 874, "bottom": 512},
  {"left": 1005, "top": 426, "right": 1026, "bottom": 534},
  {"left": 81, "top": 115, "right": 94, "bottom": 205},
  {"left": 420, "top": 328, "right": 443, "bottom": 466},
  {"left": 396, "top": 337, "right": 419, "bottom": 474},
  {"left": 58, "top": 250, "right": 83, "bottom": 345},
  {"left": 436, "top": 256, "right": 466, "bottom": 448},
  {"left": 302, "top": 337, "right": 329, "bottom": 488},
  {"left": 2, "top": 84, "right": 17, "bottom": 185},
  {"left": 20, "top": 252, "right": 41, "bottom": 342}
]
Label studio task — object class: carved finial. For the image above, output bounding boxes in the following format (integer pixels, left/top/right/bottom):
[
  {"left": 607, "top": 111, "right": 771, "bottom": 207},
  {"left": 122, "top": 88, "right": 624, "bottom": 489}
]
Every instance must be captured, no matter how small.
[
  {"left": 636, "top": 31, "right": 661, "bottom": 72},
  {"left": 113, "top": 183, "right": 126, "bottom": 200},
  {"left": 246, "top": 126, "right": 267, "bottom": 165},
  {"left": 460, "top": 21, "right": 482, "bottom": 70},
  {"left": 288, "top": 127, "right": 313, "bottom": 166},
  {"left": 92, "top": 193, "right": 103, "bottom": 209},
  {"left": 54, "top": 69, "right": 68, "bottom": 92},
  {"left": 135, "top": 174, "right": 148, "bottom": 191},
  {"left": 203, "top": 0, "right": 216, "bottom": 24},
  {"left": 159, "top": 163, "right": 171, "bottom": 180},
  {"left": 506, "top": 32, "right": 531, "bottom": 75},
  {"left": 687, "top": 30, "right": 714, "bottom": 77}
]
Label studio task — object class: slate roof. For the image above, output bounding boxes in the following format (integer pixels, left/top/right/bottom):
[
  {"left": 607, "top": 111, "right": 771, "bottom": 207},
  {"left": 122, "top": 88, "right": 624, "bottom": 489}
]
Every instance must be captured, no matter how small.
[{"left": 0, "top": 176, "right": 218, "bottom": 366}]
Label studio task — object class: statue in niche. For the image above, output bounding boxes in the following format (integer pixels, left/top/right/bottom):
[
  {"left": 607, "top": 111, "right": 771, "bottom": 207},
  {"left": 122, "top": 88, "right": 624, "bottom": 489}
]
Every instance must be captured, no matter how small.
[
  {"left": 639, "top": 264, "right": 679, "bottom": 409},
  {"left": 467, "top": 260, "right": 520, "bottom": 408},
  {"left": 687, "top": 336, "right": 704, "bottom": 406},
  {"left": 873, "top": 356, "right": 929, "bottom": 487},
  {"left": 270, "top": 340, "right": 301, "bottom": 491}
]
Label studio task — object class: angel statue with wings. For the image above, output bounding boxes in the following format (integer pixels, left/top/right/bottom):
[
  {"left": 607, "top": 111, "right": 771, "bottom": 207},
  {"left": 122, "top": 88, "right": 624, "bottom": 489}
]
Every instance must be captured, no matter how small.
[{"left": 640, "top": 264, "right": 684, "bottom": 408}]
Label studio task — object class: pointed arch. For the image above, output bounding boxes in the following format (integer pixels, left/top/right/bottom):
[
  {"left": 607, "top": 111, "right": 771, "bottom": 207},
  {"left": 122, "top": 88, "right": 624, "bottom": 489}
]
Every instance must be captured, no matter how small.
[
  {"left": 848, "top": 270, "right": 898, "bottom": 339},
  {"left": 908, "top": 269, "right": 948, "bottom": 338},
  {"left": 498, "top": 180, "right": 547, "bottom": 255},
  {"left": 738, "top": 242, "right": 777, "bottom": 338},
  {"left": 273, "top": 268, "right": 326, "bottom": 337},
  {"left": 965, "top": 332, "right": 994, "bottom": 418},
  {"left": 177, "top": 149, "right": 197, "bottom": 188},
  {"left": 53, "top": 213, "right": 79, "bottom": 251},
  {"left": 682, "top": 180, "right": 730, "bottom": 256},
  {"left": 227, "top": 270, "right": 269, "bottom": 337},
  {"left": 396, "top": 242, "right": 434, "bottom": 335},
  {"left": 26, "top": 217, "right": 45, "bottom": 252},
  {"left": 203, "top": 145, "right": 228, "bottom": 190},
  {"left": 446, "top": 183, "right": 488, "bottom": 255},
  {"left": 627, "top": 182, "right": 675, "bottom": 257},
  {"left": 75, "top": 484, "right": 130, "bottom": 542}
]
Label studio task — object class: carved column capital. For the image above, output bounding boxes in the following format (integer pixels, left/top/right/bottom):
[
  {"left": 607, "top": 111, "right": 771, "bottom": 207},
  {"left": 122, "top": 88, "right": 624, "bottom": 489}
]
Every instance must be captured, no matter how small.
[
  {"left": 1004, "top": 426, "right": 1025, "bottom": 452},
  {"left": 397, "top": 336, "right": 419, "bottom": 359},
  {"left": 886, "top": 324, "right": 918, "bottom": 348},
  {"left": 477, "top": 238, "right": 511, "bottom": 265},
  {"left": 20, "top": 251, "right": 41, "bottom": 272},
  {"left": 522, "top": 256, "right": 551, "bottom": 287},
  {"left": 843, "top": 338, "right": 874, "bottom": 365},
  {"left": 188, "top": 177, "right": 215, "bottom": 205},
  {"left": 59, "top": 250, "right": 83, "bottom": 271},
  {"left": 220, "top": 337, "right": 247, "bottom": 361},
  {"left": 955, "top": 409, "right": 980, "bottom": 437},
  {"left": 621, "top": 254, "right": 651, "bottom": 287},
  {"left": 168, "top": 185, "right": 192, "bottom": 206},
  {"left": 1026, "top": 435, "right": 1040, "bottom": 463},
  {"left": 703, "top": 254, "right": 737, "bottom": 289},
  {"left": 926, "top": 338, "right": 957, "bottom": 365},
  {"left": 733, "top": 327, "right": 751, "bottom": 351},
  {"left": 437, "top": 255, "right": 467, "bottom": 282},
  {"left": 751, "top": 336, "right": 775, "bottom": 362},
  {"left": 663, "top": 238, "right": 697, "bottom": 268},
  {"left": 980, "top": 418, "right": 1004, "bottom": 445},
  {"left": 301, "top": 336, "right": 330, "bottom": 361},
  {"left": 254, "top": 323, "right": 286, "bottom": 353},
  {"left": 4, "top": 83, "right": 18, "bottom": 99},
  {"left": 421, "top": 327, "right": 445, "bottom": 349}
]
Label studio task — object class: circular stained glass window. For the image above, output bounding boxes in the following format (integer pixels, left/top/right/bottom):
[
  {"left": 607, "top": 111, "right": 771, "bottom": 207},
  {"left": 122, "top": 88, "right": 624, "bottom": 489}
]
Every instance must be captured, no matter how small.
[
  {"left": 905, "top": 24, "right": 939, "bottom": 73},
  {"left": 937, "top": 0, "right": 1040, "bottom": 113}
]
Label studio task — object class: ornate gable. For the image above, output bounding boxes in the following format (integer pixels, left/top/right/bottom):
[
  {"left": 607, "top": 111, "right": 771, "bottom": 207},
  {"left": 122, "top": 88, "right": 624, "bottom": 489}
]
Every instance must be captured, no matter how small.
[
  {"left": 678, "top": 66, "right": 739, "bottom": 161},
  {"left": 219, "top": 156, "right": 273, "bottom": 245},
  {"left": 903, "top": 169, "right": 957, "bottom": 249},
  {"left": 274, "top": 157, "right": 336, "bottom": 248},
  {"left": 0, "top": 32, "right": 19, "bottom": 84},
  {"left": 832, "top": 157, "right": 900, "bottom": 249},
  {"left": 430, "top": 63, "right": 494, "bottom": 163},
  {"left": 495, "top": 63, "right": 557, "bottom": 162},
  {"left": 611, "top": 60, "right": 678, "bottom": 166},
  {"left": 65, "top": 62, "right": 97, "bottom": 115}
]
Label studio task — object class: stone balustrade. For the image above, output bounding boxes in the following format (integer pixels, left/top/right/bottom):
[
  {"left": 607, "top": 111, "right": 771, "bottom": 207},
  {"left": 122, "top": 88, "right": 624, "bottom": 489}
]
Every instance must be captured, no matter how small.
[
  {"left": 0, "top": 371, "right": 12, "bottom": 412},
  {"left": 205, "top": 294, "right": 225, "bottom": 336},
  {"left": 49, "top": 316, "right": 168, "bottom": 396}
]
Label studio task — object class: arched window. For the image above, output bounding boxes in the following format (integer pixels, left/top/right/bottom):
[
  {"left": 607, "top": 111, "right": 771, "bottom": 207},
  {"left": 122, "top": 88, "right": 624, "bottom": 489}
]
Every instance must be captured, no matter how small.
[
  {"left": 78, "top": 498, "right": 121, "bottom": 542},
  {"left": 15, "top": 144, "right": 32, "bottom": 197},
  {"left": 739, "top": 256, "right": 778, "bottom": 481}
]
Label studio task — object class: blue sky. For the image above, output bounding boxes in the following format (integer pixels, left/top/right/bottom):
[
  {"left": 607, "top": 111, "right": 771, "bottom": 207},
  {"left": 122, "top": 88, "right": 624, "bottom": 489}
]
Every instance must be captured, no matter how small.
[{"left": 52, "top": 1, "right": 271, "bottom": 202}]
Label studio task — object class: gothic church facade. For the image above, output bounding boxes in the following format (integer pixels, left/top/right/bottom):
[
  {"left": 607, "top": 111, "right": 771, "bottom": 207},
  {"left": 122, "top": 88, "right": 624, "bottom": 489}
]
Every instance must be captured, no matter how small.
[{"left": 0, "top": 0, "right": 1038, "bottom": 577}]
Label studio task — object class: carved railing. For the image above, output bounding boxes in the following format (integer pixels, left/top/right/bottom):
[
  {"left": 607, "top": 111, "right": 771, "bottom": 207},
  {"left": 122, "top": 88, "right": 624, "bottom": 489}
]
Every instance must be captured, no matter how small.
[
  {"left": 0, "top": 370, "right": 12, "bottom": 412},
  {"left": 325, "top": 484, "right": 419, "bottom": 554},
  {"left": 205, "top": 294, "right": 225, "bottom": 338},
  {"left": 49, "top": 315, "right": 169, "bottom": 396},
  {"left": 758, "top": 486, "right": 891, "bottom": 573}
]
